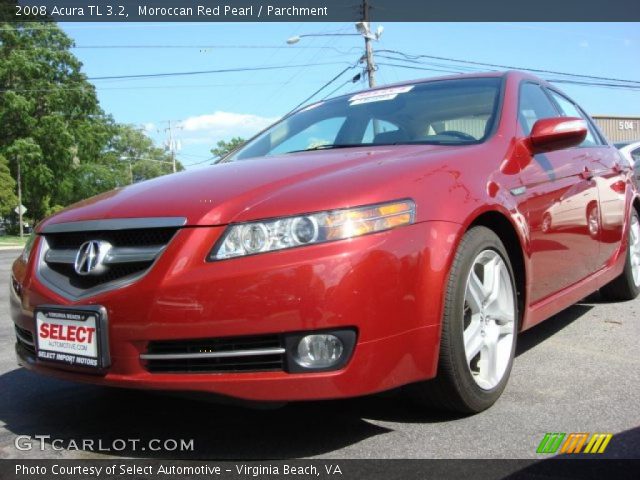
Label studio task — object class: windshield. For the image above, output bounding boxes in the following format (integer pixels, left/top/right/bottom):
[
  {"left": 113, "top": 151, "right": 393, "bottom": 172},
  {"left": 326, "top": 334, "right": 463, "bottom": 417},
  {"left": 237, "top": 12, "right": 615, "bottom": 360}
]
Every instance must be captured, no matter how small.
[{"left": 226, "top": 77, "right": 502, "bottom": 162}]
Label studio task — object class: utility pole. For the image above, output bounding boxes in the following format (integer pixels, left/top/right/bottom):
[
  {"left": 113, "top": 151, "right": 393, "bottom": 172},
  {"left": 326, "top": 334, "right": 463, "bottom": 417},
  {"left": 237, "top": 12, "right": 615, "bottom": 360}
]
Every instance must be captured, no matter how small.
[
  {"left": 16, "top": 155, "right": 23, "bottom": 239},
  {"left": 359, "top": 0, "right": 382, "bottom": 133},
  {"left": 163, "top": 120, "right": 182, "bottom": 173},
  {"left": 168, "top": 120, "right": 176, "bottom": 173},
  {"left": 362, "top": 0, "right": 376, "bottom": 88}
]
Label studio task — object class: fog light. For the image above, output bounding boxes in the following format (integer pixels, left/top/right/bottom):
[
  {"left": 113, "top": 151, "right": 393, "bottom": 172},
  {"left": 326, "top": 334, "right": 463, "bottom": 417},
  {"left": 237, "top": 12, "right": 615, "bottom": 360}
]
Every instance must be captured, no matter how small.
[{"left": 295, "top": 334, "right": 344, "bottom": 369}]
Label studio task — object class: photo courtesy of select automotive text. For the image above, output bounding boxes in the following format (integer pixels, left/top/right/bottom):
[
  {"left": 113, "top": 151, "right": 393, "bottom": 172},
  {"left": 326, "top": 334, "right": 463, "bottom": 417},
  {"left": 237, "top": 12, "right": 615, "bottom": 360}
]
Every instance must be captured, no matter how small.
[{"left": 1, "top": 0, "right": 639, "bottom": 478}]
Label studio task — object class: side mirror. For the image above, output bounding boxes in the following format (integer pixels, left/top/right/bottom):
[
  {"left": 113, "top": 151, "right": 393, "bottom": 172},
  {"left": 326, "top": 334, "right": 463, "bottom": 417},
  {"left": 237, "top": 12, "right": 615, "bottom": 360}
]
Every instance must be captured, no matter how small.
[{"left": 528, "top": 117, "right": 587, "bottom": 154}]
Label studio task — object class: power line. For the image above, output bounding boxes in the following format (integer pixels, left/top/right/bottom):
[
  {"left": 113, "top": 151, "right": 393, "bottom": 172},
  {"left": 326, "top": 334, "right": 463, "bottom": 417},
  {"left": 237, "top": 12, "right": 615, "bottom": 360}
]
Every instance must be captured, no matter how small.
[
  {"left": 87, "top": 61, "right": 351, "bottom": 81},
  {"left": 0, "top": 80, "right": 339, "bottom": 93},
  {"left": 267, "top": 24, "right": 356, "bottom": 100},
  {"left": 376, "top": 62, "right": 467, "bottom": 75},
  {"left": 375, "top": 54, "right": 486, "bottom": 73},
  {"left": 378, "top": 62, "right": 640, "bottom": 91},
  {"left": 186, "top": 156, "right": 216, "bottom": 166},
  {"left": 6, "top": 44, "right": 362, "bottom": 56},
  {"left": 545, "top": 79, "right": 640, "bottom": 90},
  {"left": 377, "top": 49, "right": 640, "bottom": 86},
  {"left": 179, "top": 152, "right": 217, "bottom": 159},
  {"left": 322, "top": 73, "right": 361, "bottom": 99},
  {"left": 286, "top": 64, "right": 358, "bottom": 115},
  {"left": 72, "top": 44, "right": 358, "bottom": 52}
]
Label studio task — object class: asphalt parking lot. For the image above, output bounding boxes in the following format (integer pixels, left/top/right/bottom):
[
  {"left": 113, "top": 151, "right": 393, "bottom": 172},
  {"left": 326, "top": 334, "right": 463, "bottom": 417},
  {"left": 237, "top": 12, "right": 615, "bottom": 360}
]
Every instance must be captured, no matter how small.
[{"left": 0, "top": 249, "right": 638, "bottom": 460}]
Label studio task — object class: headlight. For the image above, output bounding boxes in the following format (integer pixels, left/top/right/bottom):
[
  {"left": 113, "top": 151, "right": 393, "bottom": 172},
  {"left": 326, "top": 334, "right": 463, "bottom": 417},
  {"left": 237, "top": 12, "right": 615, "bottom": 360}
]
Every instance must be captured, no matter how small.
[
  {"left": 21, "top": 232, "right": 36, "bottom": 263},
  {"left": 209, "top": 199, "right": 415, "bottom": 261}
]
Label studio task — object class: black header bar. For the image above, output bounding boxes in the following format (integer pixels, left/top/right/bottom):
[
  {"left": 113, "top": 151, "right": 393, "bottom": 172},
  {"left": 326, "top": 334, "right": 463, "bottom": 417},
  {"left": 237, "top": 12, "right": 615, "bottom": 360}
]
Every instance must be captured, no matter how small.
[{"left": 5, "top": 0, "right": 640, "bottom": 22}]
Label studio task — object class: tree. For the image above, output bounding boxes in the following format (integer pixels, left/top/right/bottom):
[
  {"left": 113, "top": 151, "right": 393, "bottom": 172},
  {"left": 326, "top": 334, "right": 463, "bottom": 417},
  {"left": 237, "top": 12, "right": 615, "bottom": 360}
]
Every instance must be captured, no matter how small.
[
  {"left": 104, "top": 124, "right": 183, "bottom": 183},
  {"left": 0, "top": 154, "right": 17, "bottom": 218},
  {"left": 210, "top": 137, "right": 245, "bottom": 161},
  {"left": 0, "top": 21, "right": 184, "bottom": 221},
  {"left": 0, "top": 21, "right": 107, "bottom": 219}
]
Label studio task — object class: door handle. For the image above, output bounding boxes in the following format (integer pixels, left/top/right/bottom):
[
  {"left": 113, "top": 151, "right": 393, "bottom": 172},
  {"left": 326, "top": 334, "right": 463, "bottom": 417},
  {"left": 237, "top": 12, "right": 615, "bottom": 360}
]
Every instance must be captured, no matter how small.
[{"left": 580, "top": 167, "right": 594, "bottom": 180}]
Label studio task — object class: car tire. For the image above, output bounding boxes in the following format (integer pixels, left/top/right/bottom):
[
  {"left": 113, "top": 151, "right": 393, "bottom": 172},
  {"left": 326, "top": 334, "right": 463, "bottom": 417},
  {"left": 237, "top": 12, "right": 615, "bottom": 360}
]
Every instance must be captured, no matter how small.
[
  {"left": 408, "top": 226, "right": 518, "bottom": 414},
  {"left": 600, "top": 209, "right": 640, "bottom": 301}
]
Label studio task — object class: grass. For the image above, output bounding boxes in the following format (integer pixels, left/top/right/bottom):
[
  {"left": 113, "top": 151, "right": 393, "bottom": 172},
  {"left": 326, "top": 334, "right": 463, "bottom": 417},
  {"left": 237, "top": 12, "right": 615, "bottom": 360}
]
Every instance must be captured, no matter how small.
[{"left": 0, "top": 235, "right": 27, "bottom": 247}]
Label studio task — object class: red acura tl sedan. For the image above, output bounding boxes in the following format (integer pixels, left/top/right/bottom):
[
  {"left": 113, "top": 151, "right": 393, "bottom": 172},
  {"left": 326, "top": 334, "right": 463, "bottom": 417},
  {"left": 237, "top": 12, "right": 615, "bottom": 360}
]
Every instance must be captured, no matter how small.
[{"left": 10, "top": 71, "right": 639, "bottom": 413}]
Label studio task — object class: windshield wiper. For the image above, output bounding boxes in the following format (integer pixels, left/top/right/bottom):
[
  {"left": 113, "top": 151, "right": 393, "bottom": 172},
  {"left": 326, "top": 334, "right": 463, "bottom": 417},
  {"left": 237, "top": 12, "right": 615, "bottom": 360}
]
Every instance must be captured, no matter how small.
[{"left": 286, "top": 144, "right": 362, "bottom": 154}]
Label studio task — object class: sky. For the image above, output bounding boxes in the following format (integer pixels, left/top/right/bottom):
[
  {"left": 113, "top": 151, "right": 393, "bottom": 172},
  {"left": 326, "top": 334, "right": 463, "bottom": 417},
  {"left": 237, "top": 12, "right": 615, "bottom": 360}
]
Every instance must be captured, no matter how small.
[{"left": 60, "top": 22, "right": 640, "bottom": 169}]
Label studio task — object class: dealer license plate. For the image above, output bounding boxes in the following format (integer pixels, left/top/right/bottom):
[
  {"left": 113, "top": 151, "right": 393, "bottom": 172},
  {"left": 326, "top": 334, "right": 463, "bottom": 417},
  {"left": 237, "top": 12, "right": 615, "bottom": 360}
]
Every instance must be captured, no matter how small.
[{"left": 34, "top": 306, "right": 109, "bottom": 369}]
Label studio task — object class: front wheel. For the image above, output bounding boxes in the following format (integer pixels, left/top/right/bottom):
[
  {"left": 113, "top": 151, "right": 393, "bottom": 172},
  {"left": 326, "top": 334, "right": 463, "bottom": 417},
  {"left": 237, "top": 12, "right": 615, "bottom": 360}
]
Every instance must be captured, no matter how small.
[
  {"left": 408, "top": 226, "right": 518, "bottom": 414},
  {"left": 600, "top": 209, "right": 640, "bottom": 301}
]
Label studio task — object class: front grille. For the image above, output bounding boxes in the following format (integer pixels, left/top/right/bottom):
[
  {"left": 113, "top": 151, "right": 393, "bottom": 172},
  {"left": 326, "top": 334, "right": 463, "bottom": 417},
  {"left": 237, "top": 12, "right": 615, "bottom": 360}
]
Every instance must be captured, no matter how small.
[
  {"left": 37, "top": 220, "right": 182, "bottom": 300},
  {"left": 47, "top": 261, "right": 153, "bottom": 289},
  {"left": 15, "top": 326, "right": 36, "bottom": 355},
  {"left": 142, "top": 334, "right": 286, "bottom": 373},
  {"left": 46, "top": 228, "right": 176, "bottom": 250}
]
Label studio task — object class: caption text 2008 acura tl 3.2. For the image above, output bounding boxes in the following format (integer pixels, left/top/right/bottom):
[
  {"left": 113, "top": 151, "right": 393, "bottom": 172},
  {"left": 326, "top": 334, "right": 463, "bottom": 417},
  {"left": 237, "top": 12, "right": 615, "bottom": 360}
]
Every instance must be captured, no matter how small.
[{"left": 10, "top": 71, "right": 639, "bottom": 413}]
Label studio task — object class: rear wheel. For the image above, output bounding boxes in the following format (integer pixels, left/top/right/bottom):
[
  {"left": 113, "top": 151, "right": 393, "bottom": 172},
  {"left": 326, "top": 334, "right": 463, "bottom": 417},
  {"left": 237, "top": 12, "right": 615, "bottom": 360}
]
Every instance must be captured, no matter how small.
[
  {"left": 409, "top": 226, "right": 518, "bottom": 413},
  {"left": 600, "top": 209, "right": 640, "bottom": 301}
]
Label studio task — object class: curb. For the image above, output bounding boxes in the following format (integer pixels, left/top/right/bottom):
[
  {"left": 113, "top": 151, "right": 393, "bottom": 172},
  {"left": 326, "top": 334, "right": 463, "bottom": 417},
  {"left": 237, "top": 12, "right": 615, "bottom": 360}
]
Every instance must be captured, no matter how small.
[{"left": 0, "top": 245, "right": 24, "bottom": 251}]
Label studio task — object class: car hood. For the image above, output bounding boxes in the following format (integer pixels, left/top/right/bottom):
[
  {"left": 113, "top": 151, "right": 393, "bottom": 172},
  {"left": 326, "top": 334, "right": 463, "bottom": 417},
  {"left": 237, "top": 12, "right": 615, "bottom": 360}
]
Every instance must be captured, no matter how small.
[{"left": 39, "top": 144, "right": 475, "bottom": 230}]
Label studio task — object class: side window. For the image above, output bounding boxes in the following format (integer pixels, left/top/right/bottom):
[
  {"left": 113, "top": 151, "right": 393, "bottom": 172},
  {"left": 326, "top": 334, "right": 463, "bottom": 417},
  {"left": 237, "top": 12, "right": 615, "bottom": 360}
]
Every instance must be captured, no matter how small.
[
  {"left": 632, "top": 147, "right": 640, "bottom": 164},
  {"left": 518, "top": 83, "right": 558, "bottom": 135},
  {"left": 269, "top": 117, "right": 346, "bottom": 154},
  {"left": 547, "top": 91, "right": 599, "bottom": 147}
]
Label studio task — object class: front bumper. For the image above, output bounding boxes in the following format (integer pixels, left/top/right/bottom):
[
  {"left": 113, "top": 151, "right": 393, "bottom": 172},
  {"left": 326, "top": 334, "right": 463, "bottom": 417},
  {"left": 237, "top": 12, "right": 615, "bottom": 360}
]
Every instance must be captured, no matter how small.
[{"left": 10, "top": 221, "right": 461, "bottom": 401}]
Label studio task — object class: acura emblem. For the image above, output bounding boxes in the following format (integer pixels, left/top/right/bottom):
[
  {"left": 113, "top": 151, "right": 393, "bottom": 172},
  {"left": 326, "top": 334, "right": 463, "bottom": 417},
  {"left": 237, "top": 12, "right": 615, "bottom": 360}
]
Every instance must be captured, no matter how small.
[{"left": 74, "top": 240, "right": 111, "bottom": 276}]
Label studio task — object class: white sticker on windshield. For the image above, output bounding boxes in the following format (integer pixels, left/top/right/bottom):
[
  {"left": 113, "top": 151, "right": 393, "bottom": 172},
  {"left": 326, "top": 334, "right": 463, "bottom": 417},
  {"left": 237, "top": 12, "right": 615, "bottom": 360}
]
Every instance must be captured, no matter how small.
[{"left": 349, "top": 86, "right": 414, "bottom": 105}]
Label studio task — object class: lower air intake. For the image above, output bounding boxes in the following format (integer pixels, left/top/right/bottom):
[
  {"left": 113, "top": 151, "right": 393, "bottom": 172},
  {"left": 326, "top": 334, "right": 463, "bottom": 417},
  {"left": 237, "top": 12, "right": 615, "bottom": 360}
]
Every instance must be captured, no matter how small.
[{"left": 141, "top": 334, "right": 286, "bottom": 373}]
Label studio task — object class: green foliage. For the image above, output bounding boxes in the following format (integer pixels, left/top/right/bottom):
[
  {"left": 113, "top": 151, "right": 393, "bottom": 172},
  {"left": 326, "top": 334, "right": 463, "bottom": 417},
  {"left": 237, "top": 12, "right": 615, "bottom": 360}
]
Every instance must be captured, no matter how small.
[
  {"left": 0, "top": 22, "right": 184, "bottom": 222},
  {"left": 0, "top": 154, "right": 17, "bottom": 217},
  {"left": 210, "top": 137, "right": 246, "bottom": 160}
]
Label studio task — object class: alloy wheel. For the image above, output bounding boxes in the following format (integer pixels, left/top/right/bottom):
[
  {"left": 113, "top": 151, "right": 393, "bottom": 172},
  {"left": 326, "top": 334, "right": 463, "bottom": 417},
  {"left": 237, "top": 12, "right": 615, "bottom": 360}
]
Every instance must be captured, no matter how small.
[{"left": 463, "top": 250, "right": 516, "bottom": 390}]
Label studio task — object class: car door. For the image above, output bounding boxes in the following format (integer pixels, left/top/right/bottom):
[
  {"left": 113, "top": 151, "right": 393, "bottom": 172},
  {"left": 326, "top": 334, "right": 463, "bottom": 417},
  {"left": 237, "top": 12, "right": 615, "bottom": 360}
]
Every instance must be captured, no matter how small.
[
  {"left": 546, "top": 89, "right": 626, "bottom": 269},
  {"left": 515, "top": 82, "right": 600, "bottom": 303}
]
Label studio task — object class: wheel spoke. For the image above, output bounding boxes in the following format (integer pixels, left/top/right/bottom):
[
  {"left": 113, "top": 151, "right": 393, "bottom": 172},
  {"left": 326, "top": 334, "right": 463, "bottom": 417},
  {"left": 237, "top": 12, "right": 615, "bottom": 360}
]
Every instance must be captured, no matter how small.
[
  {"left": 466, "top": 272, "right": 484, "bottom": 313},
  {"left": 480, "top": 333, "right": 499, "bottom": 387},
  {"left": 464, "top": 317, "right": 483, "bottom": 364},
  {"left": 483, "top": 256, "right": 502, "bottom": 307},
  {"left": 498, "top": 320, "right": 515, "bottom": 335},
  {"left": 486, "top": 301, "right": 515, "bottom": 332}
]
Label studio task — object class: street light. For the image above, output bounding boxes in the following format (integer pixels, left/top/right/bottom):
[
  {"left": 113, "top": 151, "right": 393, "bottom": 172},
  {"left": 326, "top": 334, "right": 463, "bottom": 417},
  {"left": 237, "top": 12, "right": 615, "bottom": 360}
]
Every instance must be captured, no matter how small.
[
  {"left": 286, "top": 33, "right": 361, "bottom": 45},
  {"left": 286, "top": 23, "right": 383, "bottom": 88},
  {"left": 355, "top": 22, "right": 384, "bottom": 41}
]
